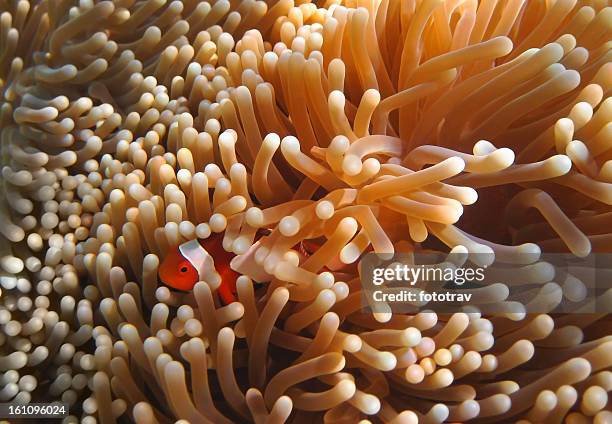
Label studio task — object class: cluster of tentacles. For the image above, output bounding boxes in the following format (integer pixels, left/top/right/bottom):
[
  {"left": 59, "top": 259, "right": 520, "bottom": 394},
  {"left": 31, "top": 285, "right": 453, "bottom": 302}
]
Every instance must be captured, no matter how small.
[{"left": 0, "top": 1, "right": 611, "bottom": 423}]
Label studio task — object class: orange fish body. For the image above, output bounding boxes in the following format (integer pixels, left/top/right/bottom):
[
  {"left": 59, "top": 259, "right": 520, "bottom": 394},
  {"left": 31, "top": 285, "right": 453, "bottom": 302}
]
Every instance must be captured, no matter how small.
[
  {"left": 158, "top": 232, "right": 348, "bottom": 304},
  {"left": 158, "top": 233, "right": 240, "bottom": 304},
  {"left": 157, "top": 247, "right": 200, "bottom": 291}
]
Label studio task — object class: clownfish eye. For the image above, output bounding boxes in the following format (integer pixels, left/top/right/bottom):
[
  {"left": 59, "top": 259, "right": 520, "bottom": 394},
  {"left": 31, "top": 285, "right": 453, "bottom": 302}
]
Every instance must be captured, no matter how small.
[{"left": 180, "top": 266, "right": 188, "bottom": 273}]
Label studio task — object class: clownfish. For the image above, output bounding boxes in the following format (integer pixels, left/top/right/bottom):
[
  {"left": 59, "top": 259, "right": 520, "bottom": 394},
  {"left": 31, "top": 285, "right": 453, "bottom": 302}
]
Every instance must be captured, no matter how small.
[
  {"left": 158, "top": 232, "right": 351, "bottom": 304},
  {"left": 158, "top": 233, "right": 243, "bottom": 304}
]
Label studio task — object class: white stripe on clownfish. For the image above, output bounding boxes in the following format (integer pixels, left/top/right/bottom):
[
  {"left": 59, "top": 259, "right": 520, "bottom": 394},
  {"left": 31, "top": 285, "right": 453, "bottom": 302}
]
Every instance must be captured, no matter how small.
[{"left": 178, "top": 239, "right": 221, "bottom": 286}]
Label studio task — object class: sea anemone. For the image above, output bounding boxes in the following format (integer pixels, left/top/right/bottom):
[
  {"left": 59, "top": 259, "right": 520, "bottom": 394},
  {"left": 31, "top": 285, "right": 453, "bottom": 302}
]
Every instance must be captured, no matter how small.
[{"left": 0, "top": 0, "right": 611, "bottom": 423}]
